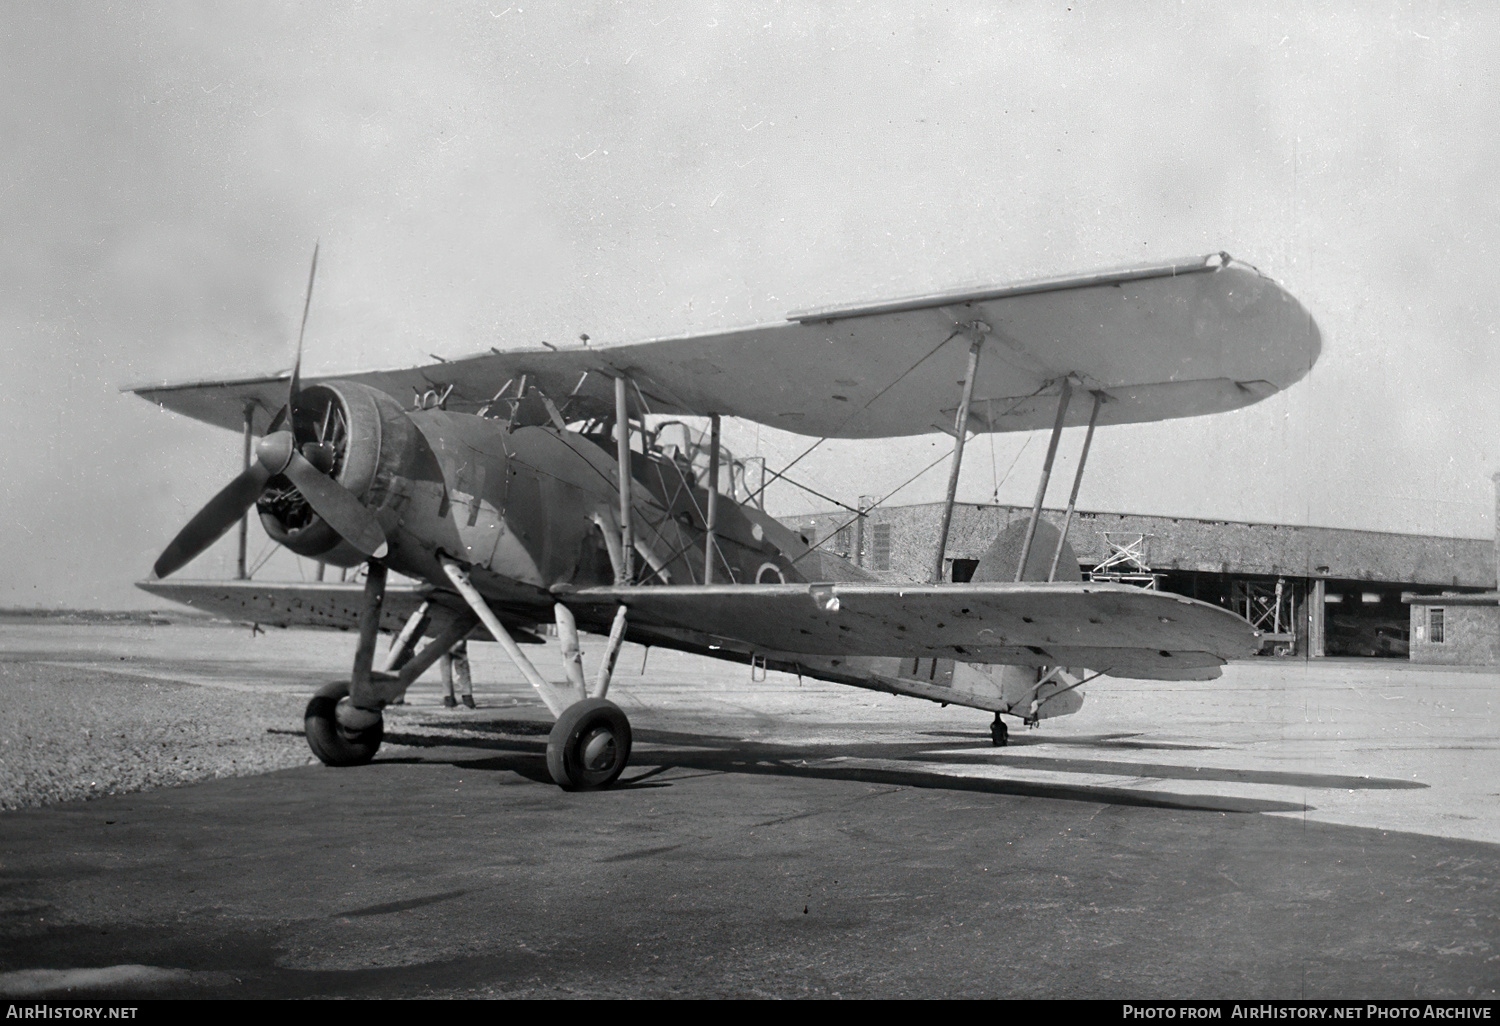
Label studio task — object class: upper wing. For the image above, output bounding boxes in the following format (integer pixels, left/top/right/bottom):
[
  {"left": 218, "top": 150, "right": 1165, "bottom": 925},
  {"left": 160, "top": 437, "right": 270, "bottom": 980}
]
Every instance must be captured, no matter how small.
[
  {"left": 128, "top": 253, "right": 1319, "bottom": 439},
  {"left": 559, "top": 580, "right": 1260, "bottom": 681}
]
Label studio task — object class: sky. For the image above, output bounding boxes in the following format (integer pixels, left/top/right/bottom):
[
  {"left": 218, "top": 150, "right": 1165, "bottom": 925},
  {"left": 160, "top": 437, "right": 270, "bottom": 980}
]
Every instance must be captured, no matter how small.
[{"left": 3, "top": 1, "right": 1497, "bottom": 608}]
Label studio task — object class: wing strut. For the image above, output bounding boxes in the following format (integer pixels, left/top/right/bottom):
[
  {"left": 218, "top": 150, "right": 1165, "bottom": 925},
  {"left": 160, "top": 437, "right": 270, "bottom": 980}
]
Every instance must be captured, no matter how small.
[
  {"left": 1048, "top": 391, "right": 1104, "bottom": 581},
  {"left": 1014, "top": 378, "right": 1074, "bottom": 581},
  {"left": 703, "top": 413, "right": 721, "bottom": 585},
  {"left": 614, "top": 374, "right": 635, "bottom": 585},
  {"left": 236, "top": 402, "right": 254, "bottom": 579},
  {"left": 930, "top": 335, "right": 986, "bottom": 583}
]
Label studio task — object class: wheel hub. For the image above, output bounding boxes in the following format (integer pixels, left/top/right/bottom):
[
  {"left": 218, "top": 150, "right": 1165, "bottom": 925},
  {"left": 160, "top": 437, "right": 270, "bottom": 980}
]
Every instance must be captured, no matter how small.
[{"left": 581, "top": 728, "right": 617, "bottom": 771}]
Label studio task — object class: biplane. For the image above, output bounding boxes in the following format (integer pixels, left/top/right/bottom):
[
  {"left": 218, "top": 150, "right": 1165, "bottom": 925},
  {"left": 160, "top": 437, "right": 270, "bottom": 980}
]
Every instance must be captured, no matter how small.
[{"left": 132, "top": 252, "right": 1320, "bottom": 789}]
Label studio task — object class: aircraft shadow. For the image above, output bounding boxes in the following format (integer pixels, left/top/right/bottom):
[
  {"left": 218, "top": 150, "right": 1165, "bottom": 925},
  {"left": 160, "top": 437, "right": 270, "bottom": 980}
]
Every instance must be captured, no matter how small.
[
  {"left": 917, "top": 752, "right": 1427, "bottom": 791},
  {"left": 547, "top": 721, "right": 1410, "bottom": 790},
  {"left": 378, "top": 724, "right": 1323, "bottom": 815},
  {"left": 916, "top": 729, "right": 1216, "bottom": 752}
]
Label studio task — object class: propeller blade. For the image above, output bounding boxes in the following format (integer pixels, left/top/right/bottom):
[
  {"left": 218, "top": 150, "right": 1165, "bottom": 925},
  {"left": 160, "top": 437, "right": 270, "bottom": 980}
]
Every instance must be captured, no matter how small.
[
  {"left": 288, "top": 241, "right": 319, "bottom": 416},
  {"left": 282, "top": 450, "right": 388, "bottom": 559},
  {"left": 153, "top": 462, "right": 274, "bottom": 579}
]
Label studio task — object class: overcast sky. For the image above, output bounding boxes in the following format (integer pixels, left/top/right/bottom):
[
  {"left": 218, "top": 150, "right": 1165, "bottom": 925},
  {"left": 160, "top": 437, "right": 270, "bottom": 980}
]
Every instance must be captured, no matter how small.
[{"left": 4, "top": 1, "right": 1497, "bottom": 608}]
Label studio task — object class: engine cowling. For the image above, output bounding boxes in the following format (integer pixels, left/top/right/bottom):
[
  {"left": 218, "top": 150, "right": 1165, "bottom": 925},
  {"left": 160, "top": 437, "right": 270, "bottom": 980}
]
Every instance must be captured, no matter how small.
[{"left": 257, "top": 380, "right": 423, "bottom": 566}]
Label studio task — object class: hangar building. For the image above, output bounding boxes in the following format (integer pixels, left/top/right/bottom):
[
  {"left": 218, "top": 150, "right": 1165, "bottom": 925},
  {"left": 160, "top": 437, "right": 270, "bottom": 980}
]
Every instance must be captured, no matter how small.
[
  {"left": 1402, "top": 472, "right": 1500, "bottom": 665},
  {"left": 780, "top": 502, "right": 1494, "bottom": 659}
]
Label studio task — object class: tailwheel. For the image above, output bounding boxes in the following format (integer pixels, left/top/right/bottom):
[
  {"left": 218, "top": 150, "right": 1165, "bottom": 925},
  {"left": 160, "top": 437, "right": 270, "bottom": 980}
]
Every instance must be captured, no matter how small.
[
  {"left": 990, "top": 713, "right": 1009, "bottom": 748},
  {"left": 305, "top": 681, "right": 384, "bottom": 766},
  {"left": 547, "top": 698, "right": 632, "bottom": 791}
]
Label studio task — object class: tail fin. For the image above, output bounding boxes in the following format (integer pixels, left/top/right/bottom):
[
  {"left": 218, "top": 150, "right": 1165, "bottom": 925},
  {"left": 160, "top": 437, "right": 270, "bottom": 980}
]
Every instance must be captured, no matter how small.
[
  {"left": 971, "top": 516, "right": 1083, "bottom": 584},
  {"left": 952, "top": 517, "right": 1088, "bottom": 722}
]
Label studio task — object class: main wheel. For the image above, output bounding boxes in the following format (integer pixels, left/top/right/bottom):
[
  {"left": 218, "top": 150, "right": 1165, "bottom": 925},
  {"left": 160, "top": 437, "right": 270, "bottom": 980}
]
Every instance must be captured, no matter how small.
[
  {"left": 990, "top": 715, "right": 1009, "bottom": 748},
  {"left": 546, "top": 698, "right": 632, "bottom": 791},
  {"left": 305, "top": 681, "right": 384, "bottom": 766}
]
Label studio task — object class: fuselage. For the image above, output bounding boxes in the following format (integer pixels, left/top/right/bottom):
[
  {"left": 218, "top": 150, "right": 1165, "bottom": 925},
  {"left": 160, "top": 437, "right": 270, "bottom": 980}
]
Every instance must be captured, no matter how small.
[
  {"left": 260, "top": 381, "right": 832, "bottom": 629},
  {"left": 387, "top": 413, "right": 814, "bottom": 607}
]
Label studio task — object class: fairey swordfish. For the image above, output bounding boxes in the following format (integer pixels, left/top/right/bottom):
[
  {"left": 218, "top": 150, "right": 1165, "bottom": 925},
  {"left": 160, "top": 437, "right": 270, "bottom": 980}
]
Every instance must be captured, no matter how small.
[{"left": 132, "top": 252, "right": 1320, "bottom": 790}]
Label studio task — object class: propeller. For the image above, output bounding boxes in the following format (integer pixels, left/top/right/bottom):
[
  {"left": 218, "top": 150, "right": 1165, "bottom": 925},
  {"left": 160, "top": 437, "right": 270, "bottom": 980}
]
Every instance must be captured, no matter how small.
[
  {"left": 151, "top": 431, "right": 387, "bottom": 578},
  {"left": 287, "top": 241, "right": 315, "bottom": 415},
  {"left": 265, "top": 241, "right": 316, "bottom": 435},
  {"left": 151, "top": 244, "right": 389, "bottom": 579}
]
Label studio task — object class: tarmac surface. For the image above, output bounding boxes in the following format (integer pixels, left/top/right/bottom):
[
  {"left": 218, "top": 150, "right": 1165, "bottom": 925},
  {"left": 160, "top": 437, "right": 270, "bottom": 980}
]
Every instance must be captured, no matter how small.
[{"left": 0, "top": 619, "right": 1497, "bottom": 999}]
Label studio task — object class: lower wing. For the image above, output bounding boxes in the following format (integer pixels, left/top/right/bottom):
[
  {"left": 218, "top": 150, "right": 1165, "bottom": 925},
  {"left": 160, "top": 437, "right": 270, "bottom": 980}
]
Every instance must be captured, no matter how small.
[
  {"left": 135, "top": 579, "right": 544, "bottom": 642},
  {"left": 138, "top": 578, "right": 1259, "bottom": 682},
  {"left": 559, "top": 581, "right": 1259, "bottom": 681}
]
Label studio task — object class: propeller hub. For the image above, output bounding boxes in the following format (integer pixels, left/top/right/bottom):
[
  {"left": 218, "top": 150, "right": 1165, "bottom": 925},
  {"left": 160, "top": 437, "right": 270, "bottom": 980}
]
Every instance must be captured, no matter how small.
[{"left": 255, "top": 431, "right": 296, "bottom": 476}]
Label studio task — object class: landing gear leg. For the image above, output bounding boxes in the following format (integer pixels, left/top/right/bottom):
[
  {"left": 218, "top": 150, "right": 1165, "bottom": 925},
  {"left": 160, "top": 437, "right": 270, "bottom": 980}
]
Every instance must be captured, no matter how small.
[
  {"left": 383, "top": 604, "right": 431, "bottom": 707},
  {"left": 306, "top": 559, "right": 388, "bottom": 766},
  {"left": 990, "top": 713, "right": 1009, "bottom": 748},
  {"left": 440, "top": 559, "right": 633, "bottom": 791},
  {"left": 543, "top": 604, "right": 633, "bottom": 790}
]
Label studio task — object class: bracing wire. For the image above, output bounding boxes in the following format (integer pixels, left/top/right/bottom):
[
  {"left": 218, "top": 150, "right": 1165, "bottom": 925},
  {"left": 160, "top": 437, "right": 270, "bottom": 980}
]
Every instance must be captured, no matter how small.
[
  {"left": 743, "top": 328, "right": 963, "bottom": 507},
  {"left": 247, "top": 539, "right": 281, "bottom": 578},
  {"left": 788, "top": 445, "right": 954, "bottom": 568},
  {"left": 992, "top": 435, "right": 1033, "bottom": 503},
  {"left": 790, "top": 379, "right": 1055, "bottom": 567},
  {"left": 988, "top": 411, "right": 999, "bottom": 501},
  {"left": 765, "top": 473, "right": 864, "bottom": 517}
]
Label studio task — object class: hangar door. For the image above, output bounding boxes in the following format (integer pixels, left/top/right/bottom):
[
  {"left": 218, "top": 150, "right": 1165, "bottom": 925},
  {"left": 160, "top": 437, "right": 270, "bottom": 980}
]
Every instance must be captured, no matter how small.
[{"left": 1321, "top": 581, "right": 1409, "bottom": 658}]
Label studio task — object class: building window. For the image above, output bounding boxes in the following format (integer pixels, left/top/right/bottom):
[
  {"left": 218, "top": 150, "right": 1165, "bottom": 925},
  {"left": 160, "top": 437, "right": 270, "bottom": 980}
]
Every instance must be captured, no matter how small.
[
  {"left": 872, "top": 523, "right": 892, "bottom": 571},
  {"left": 1429, "top": 608, "right": 1445, "bottom": 644},
  {"left": 834, "top": 525, "right": 852, "bottom": 557}
]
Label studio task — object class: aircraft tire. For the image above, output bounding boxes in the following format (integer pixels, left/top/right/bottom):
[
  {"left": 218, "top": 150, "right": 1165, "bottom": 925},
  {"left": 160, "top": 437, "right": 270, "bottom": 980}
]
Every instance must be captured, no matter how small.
[
  {"left": 547, "top": 698, "right": 632, "bottom": 791},
  {"left": 990, "top": 716, "right": 1009, "bottom": 748},
  {"left": 304, "top": 682, "right": 384, "bottom": 767}
]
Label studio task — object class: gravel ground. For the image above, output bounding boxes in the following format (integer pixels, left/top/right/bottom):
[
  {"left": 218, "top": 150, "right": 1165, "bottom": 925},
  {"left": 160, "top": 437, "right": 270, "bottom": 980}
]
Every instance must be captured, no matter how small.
[{"left": 0, "top": 661, "right": 316, "bottom": 810}]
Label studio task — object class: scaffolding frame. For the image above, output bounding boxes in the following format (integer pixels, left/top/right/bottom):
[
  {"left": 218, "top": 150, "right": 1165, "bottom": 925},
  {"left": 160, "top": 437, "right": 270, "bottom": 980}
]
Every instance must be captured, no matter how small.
[
  {"left": 1230, "top": 577, "right": 1298, "bottom": 655},
  {"left": 1086, "top": 533, "right": 1162, "bottom": 589}
]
